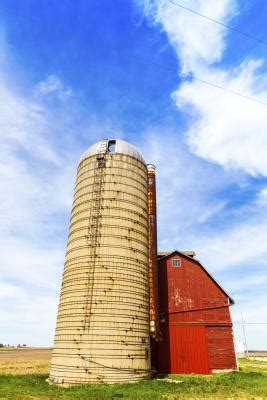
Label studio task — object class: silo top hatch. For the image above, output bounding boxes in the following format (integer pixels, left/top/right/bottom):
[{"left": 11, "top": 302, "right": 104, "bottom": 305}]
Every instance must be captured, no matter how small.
[{"left": 80, "top": 139, "right": 146, "bottom": 165}]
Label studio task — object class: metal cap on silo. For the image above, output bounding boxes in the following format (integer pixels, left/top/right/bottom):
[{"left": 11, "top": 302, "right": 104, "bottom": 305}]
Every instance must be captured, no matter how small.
[{"left": 79, "top": 139, "right": 146, "bottom": 165}]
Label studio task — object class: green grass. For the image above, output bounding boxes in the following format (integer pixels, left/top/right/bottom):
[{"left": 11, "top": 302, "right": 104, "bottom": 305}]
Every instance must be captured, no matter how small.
[{"left": 0, "top": 359, "right": 266, "bottom": 399}]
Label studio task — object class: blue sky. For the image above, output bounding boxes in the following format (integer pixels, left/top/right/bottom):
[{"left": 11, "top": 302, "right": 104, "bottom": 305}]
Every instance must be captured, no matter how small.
[{"left": 0, "top": 0, "right": 267, "bottom": 350}]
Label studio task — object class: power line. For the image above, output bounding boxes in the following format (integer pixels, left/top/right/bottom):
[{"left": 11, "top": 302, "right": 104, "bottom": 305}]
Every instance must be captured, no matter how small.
[
  {"left": 193, "top": 77, "right": 267, "bottom": 107},
  {"left": 167, "top": 0, "right": 267, "bottom": 47},
  {"left": 133, "top": 54, "right": 267, "bottom": 108}
]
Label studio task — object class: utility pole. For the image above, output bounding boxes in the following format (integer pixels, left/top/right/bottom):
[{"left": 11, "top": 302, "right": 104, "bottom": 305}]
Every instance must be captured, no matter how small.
[{"left": 241, "top": 312, "right": 249, "bottom": 358}]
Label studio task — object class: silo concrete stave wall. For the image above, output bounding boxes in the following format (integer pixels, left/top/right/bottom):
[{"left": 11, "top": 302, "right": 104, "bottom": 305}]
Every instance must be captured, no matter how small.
[{"left": 49, "top": 150, "right": 150, "bottom": 385}]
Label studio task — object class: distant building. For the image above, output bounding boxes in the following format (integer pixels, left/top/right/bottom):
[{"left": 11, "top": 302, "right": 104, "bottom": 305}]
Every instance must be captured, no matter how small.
[{"left": 153, "top": 251, "right": 237, "bottom": 374}]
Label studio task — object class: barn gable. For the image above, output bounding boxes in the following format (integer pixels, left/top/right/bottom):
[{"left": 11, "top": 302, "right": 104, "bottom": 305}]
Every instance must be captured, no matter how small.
[{"left": 158, "top": 250, "right": 234, "bottom": 307}]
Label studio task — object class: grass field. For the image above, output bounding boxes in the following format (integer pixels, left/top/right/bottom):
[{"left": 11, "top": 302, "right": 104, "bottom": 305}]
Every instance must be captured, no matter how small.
[{"left": 0, "top": 349, "right": 266, "bottom": 399}]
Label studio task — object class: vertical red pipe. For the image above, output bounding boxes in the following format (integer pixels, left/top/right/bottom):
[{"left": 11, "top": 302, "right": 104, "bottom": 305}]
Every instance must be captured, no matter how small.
[{"left": 147, "top": 164, "right": 161, "bottom": 341}]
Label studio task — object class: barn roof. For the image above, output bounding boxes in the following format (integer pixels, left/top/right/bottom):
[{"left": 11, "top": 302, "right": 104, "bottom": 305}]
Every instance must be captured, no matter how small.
[
  {"left": 158, "top": 250, "right": 234, "bottom": 305},
  {"left": 158, "top": 250, "right": 196, "bottom": 258}
]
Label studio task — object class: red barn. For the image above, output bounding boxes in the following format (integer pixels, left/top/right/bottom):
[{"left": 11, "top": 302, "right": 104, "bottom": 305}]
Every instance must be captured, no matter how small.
[{"left": 154, "top": 250, "right": 237, "bottom": 374}]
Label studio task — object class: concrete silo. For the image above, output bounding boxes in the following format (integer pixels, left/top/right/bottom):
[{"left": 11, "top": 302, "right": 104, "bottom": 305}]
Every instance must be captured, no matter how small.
[{"left": 49, "top": 139, "right": 150, "bottom": 385}]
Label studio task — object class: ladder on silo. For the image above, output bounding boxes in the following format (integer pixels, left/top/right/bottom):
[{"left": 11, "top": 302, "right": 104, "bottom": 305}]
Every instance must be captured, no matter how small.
[{"left": 82, "top": 146, "right": 107, "bottom": 332}]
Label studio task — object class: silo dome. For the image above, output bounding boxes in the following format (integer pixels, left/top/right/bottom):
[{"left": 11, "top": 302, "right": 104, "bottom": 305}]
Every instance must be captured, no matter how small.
[
  {"left": 80, "top": 139, "right": 146, "bottom": 164},
  {"left": 49, "top": 139, "right": 150, "bottom": 385}
]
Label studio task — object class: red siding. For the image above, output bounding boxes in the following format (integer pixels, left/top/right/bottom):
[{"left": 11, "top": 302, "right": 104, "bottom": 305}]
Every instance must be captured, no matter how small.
[
  {"left": 206, "top": 326, "right": 237, "bottom": 370},
  {"left": 156, "top": 252, "right": 237, "bottom": 374},
  {"left": 158, "top": 325, "right": 210, "bottom": 374}
]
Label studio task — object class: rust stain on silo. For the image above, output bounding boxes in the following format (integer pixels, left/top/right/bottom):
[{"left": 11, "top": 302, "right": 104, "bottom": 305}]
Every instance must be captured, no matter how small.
[{"left": 147, "top": 164, "right": 161, "bottom": 341}]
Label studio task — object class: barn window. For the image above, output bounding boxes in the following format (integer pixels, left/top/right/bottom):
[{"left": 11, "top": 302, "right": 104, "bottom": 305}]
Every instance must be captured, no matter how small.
[{"left": 172, "top": 258, "right": 181, "bottom": 267}]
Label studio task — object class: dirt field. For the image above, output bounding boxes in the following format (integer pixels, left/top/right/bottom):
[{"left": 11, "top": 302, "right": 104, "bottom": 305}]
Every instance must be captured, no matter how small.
[{"left": 0, "top": 347, "right": 51, "bottom": 375}]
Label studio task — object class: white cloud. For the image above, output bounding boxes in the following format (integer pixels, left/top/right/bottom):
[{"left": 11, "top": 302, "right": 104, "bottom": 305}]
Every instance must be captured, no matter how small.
[
  {"left": 0, "top": 32, "right": 129, "bottom": 345},
  {"left": 0, "top": 84, "right": 60, "bottom": 164},
  {"left": 0, "top": 282, "right": 58, "bottom": 346},
  {"left": 232, "top": 296, "right": 267, "bottom": 351},
  {"left": 197, "top": 201, "right": 226, "bottom": 223},
  {"left": 255, "top": 187, "right": 267, "bottom": 206},
  {"left": 0, "top": 282, "right": 25, "bottom": 299},
  {"left": 174, "top": 59, "right": 267, "bottom": 176},
  {"left": 139, "top": 0, "right": 267, "bottom": 177},
  {"left": 142, "top": 0, "right": 236, "bottom": 75},
  {"left": 138, "top": 0, "right": 267, "bottom": 349},
  {"left": 0, "top": 38, "right": 81, "bottom": 345},
  {"left": 1, "top": 1, "right": 266, "bottom": 351},
  {"left": 194, "top": 216, "right": 267, "bottom": 271},
  {"left": 0, "top": 26, "right": 137, "bottom": 345},
  {"left": 225, "top": 271, "right": 267, "bottom": 294},
  {"left": 34, "top": 75, "right": 73, "bottom": 101},
  {"left": 189, "top": 207, "right": 267, "bottom": 349},
  {"left": 0, "top": 236, "right": 64, "bottom": 289},
  {"left": 139, "top": 129, "right": 232, "bottom": 244}
]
